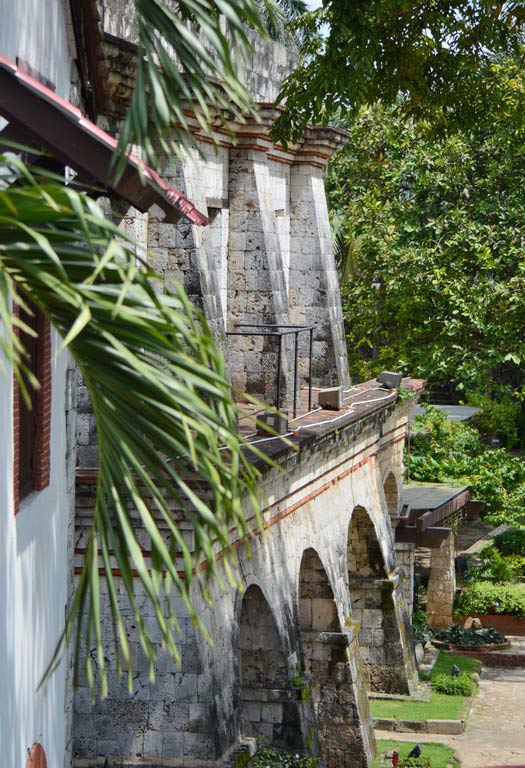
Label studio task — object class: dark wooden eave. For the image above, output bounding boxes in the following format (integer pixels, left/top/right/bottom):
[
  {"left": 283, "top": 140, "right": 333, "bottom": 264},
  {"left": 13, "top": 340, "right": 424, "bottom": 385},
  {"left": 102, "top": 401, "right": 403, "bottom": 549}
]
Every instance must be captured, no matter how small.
[{"left": 0, "top": 54, "right": 209, "bottom": 226}]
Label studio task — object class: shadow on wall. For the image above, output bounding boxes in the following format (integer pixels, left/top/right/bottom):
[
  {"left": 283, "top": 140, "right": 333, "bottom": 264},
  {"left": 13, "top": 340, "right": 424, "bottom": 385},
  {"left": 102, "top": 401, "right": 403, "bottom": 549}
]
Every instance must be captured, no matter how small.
[
  {"left": 239, "top": 584, "right": 303, "bottom": 751},
  {"left": 348, "top": 506, "right": 413, "bottom": 695}
]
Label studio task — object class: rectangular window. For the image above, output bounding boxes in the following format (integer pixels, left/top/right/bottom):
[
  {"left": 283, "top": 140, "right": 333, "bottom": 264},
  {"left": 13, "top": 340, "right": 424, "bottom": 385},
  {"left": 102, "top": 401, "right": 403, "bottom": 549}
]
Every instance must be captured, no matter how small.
[{"left": 13, "top": 298, "right": 52, "bottom": 513}]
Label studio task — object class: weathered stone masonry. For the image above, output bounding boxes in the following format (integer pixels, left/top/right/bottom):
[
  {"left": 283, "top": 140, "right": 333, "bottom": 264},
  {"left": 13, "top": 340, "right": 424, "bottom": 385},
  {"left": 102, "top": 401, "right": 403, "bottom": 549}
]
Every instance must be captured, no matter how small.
[
  {"left": 71, "top": 4, "right": 419, "bottom": 766},
  {"left": 73, "top": 394, "right": 420, "bottom": 767}
]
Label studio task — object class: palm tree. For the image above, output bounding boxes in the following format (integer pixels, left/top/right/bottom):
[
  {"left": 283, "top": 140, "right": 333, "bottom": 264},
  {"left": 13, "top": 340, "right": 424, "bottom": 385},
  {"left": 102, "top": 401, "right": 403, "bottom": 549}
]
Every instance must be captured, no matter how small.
[{"left": 0, "top": 0, "right": 299, "bottom": 693}]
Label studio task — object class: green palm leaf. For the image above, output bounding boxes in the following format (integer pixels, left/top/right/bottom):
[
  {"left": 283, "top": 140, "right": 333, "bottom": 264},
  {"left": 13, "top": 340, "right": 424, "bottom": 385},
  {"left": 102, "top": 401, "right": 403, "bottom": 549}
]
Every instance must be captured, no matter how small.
[{"left": 0, "top": 154, "right": 264, "bottom": 693}]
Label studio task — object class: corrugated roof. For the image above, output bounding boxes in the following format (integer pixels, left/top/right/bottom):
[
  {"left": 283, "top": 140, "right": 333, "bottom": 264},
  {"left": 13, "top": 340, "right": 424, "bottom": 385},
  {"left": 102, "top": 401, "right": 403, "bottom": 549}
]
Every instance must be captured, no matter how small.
[{"left": 0, "top": 54, "right": 208, "bottom": 226}]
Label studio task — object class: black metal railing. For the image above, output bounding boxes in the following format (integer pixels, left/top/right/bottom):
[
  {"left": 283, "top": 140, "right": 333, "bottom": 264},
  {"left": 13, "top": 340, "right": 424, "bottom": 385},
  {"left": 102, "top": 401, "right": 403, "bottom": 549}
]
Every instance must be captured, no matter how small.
[{"left": 226, "top": 323, "right": 314, "bottom": 418}]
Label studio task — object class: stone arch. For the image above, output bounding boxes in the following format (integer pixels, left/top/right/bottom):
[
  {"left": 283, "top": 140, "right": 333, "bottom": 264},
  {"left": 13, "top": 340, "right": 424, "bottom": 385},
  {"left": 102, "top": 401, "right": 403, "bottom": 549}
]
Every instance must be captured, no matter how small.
[
  {"left": 348, "top": 506, "right": 414, "bottom": 694},
  {"left": 298, "top": 548, "right": 374, "bottom": 768},
  {"left": 383, "top": 472, "right": 399, "bottom": 517},
  {"left": 238, "top": 584, "right": 303, "bottom": 750}
]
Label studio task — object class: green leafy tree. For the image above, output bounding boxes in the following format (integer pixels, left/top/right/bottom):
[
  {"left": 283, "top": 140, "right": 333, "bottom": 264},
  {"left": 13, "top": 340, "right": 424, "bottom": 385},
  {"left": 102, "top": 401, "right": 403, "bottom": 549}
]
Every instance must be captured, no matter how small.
[
  {"left": 324, "top": 58, "right": 525, "bottom": 436},
  {"left": 273, "top": 0, "right": 525, "bottom": 143},
  {"left": 409, "top": 407, "right": 525, "bottom": 527}
]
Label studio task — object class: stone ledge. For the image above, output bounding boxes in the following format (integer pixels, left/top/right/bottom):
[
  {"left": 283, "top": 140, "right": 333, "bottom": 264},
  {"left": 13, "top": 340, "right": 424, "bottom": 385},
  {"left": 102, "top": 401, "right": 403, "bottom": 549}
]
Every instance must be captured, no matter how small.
[
  {"left": 368, "top": 681, "right": 431, "bottom": 703},
  {"left": 241, "top": 688, "right": 295, "bottom": 703},
  {"left": 373, "top": 717, "right": 464, "bottom": 735}
]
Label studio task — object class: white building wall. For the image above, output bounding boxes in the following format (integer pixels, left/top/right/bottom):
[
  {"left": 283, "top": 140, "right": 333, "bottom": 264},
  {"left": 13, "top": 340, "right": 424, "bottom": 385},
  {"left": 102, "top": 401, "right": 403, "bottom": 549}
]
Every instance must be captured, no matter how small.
[{"left": 0, "top": 2, "right": 75, "bottom": 766}]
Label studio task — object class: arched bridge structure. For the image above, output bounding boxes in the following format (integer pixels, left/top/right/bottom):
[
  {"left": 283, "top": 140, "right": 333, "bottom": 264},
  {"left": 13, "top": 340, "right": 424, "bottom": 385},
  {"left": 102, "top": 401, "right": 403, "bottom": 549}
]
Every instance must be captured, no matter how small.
[{"left": 73, "top": 382, "right": 423, "bottom": 768}]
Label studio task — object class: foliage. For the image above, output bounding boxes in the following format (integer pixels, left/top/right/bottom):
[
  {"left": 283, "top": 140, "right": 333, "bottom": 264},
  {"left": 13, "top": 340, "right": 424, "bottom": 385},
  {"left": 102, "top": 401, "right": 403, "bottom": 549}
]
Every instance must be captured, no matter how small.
[
  {"left": 494, "top": 528, "right": 525, "bottom": 556},
  {"left": 467, "top": 391, "right": 521, "bottom": 448},
  {"left": 467, "top": 545, "right": 525, "bottom": 583},
  {"left": 0, "top": 153, "right": 267, "bottom": 693},
  {"left": 402, "top": 757, "right": 431, "bottom": 768},
  {"left": 250, "top": 740, "right": 318, "bottom": 768},
  {"left": 412, "top": 608, "right": 432, "bottom": 644},
  {"left": 428, "top": 651, "right": 481, "bottom": 680},
  {"left": 273, "top": 1, "right": 525, "bottom": 143},
  {"left": 409, "top": 406, "right": 525, "bottom": 527},
  {"left": 324, "top": 60, "right": 525, "bottom": 437},
  {"left": 435, "top": 673, "right": 466, "bottom": 700},
  {"left": 435, "top": 622, "right": 506, "bottom": 649},
  {"left": 374, "top": 740, "right": 457, "bottom": 768},
  {"left": 455, "top": 582, "right": 525, "bottom": 617},
  {"left": 119, "top": 0, "right": 308, "bottom": 171},
  {"left": 1, "top": 0, "right": 312, "bottom": 695},
  {"left": 372, "top": 655, "right": 478, "bottom": 720},
  {"left": 369, "top": 690, "right": 469, "bottom": 722}
]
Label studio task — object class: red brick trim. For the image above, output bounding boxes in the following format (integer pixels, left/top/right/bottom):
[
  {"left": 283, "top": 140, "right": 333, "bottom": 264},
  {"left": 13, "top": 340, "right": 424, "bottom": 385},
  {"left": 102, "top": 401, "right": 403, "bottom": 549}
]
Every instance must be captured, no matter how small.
[{"left": 13, "top": 306, "right": 52, "bottom": 514}]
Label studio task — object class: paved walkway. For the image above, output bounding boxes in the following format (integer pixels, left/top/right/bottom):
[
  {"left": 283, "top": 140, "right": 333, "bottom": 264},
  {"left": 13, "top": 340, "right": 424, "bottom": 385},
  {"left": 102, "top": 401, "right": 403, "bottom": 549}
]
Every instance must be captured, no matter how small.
[{"left": 376, "top": 667, "right": 525, "bottom": 767}]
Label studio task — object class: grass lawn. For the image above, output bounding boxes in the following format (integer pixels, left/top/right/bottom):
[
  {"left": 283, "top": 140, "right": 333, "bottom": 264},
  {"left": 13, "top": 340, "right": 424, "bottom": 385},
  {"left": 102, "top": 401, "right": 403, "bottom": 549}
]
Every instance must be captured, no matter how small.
[
  {"left": 420, "top": 652, "right": 481, "bottom": 681},
  {"left": 369, "top": 653, "right": 480, "bottom": 722},
  {"left": 373, "top": 739, "right": 458, "bottom": 768}
]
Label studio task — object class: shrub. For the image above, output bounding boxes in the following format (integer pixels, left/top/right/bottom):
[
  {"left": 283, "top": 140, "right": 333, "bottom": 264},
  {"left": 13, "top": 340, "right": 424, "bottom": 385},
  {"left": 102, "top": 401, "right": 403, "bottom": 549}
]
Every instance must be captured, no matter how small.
[
  {"left": 467, "top": 545, "right": 523, "bottom": 583},
  {"left": 494, "top": 528, "right": 525, "bottom": 557},
  {"left": 431, "top": 672, "right": 473, "bottom": 696},
  {"left": 412, "top": 608, "right": 432, "bottom": 644},
  {"left": 409, "top": 406, "right": 525, "bottom": 527},
  {"left": 402, "top": 757, "right": 431, "bottom": 768},
  {"left": 251, "top": 740, "right": 318, "bottom": 768},
  {"left": 435, "top": 622, "right": 507, "bottom": 645},
  {"left": 454, "top": 582, "right": 525, "bottom": 617}
]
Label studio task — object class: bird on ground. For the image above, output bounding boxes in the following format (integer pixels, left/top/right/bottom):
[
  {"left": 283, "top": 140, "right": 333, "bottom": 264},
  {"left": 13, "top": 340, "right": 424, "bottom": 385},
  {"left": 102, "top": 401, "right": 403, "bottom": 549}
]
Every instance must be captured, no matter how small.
[
  {"left": 407, "top": 744, "right": 422, "bottom": 758},
  {"left": 451, "top": 664, "right": 461, "bottom": 677}
]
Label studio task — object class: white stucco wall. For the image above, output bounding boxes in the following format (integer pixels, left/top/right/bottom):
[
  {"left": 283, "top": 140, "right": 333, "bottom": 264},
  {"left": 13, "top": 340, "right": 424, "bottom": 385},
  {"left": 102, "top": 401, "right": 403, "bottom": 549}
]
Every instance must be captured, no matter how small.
[
  {"left": 0, "top": 0, "right": 74, "bottom": 95},
  {"left": 0, "top": 3, "right": 75, "bottom": 766},
  {"left": 0, "top": 333, "right": 71, "bottom": 768}
]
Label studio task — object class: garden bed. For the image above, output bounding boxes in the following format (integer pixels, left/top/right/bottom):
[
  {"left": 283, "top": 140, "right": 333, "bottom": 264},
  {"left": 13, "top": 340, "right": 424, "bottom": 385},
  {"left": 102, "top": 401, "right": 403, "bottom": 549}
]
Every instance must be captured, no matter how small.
[
  {"left": 373, "top": 740, "right": 459, "bottom": 768},
  {"left": 454, "top": 613, "right": 525, "bottom": 636},
  {"left": 369, "top": 652, "right": 479, "bottom": 729},
  {"left": 431, "top": 638, "right": 511, "bottom": 652}
]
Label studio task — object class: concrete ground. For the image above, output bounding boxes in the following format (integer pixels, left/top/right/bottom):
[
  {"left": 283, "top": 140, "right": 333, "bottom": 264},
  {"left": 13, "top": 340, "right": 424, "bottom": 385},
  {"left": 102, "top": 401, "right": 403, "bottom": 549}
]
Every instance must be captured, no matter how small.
[{"left": 375, "top": 666, "right": 525, "bottom": 767}]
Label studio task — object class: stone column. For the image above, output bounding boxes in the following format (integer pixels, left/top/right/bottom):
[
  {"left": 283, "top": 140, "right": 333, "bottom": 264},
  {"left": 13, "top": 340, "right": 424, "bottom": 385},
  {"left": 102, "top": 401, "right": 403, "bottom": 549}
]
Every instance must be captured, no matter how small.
[
  {"left": 350, "top": 576, "right": 417, "bottom": 695},
  {"left": 289, "top": 127, "right": 350, "bottom": 389},
  {"left": 395, "top": 542, "right": 416, "bottom": 622},
  {"left": 227, "top": 143, "right": 293, "bottom": 407},
  {"left": 427, "top": 533, "right": 456, "bottom": 630},
  {"left": 301, "top": 628, "right": 374, "bottom": 768}
]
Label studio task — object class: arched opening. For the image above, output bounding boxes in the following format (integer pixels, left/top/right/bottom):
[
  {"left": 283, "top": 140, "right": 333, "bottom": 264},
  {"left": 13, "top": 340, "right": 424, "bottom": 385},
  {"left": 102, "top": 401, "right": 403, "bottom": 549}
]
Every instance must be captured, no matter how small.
[
  {"left": 298, "top": 549, "right": 373, "bottom": 768},
  {"left": 383, "top": 473, "right": 399, "bottom": 517},
  {"left": 239, "top": 585, "right": 302, "bottom": 750},
  {"left": 348, "top": 507, "right": 413, "bottom": 694}
]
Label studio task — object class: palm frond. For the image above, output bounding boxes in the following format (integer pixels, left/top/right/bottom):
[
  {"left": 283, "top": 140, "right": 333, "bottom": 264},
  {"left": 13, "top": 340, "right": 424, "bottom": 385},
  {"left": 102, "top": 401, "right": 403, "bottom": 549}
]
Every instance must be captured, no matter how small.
[
  {"left": 118, "top": 0, "right": 266, "bottom": 171},
  {"left": 333, "top": 221, "right": 363, "bottom": 286},
  {"left": 0, "top": 153, "right": 264, "bottom": 693}
]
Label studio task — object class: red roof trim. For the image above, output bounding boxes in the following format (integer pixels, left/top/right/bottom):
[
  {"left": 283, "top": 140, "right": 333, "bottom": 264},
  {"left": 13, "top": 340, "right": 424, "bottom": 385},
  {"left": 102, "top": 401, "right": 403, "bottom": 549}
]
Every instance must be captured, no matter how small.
[{"left": 0, "top": 54, "right": 209, "bottom": 226}]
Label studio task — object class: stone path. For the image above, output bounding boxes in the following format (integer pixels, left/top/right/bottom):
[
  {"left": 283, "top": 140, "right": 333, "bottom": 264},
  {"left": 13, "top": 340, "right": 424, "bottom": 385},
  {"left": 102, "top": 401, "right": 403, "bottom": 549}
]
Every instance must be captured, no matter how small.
[{"left": 375, "top": 666, "right": 525, "bottom": 767}]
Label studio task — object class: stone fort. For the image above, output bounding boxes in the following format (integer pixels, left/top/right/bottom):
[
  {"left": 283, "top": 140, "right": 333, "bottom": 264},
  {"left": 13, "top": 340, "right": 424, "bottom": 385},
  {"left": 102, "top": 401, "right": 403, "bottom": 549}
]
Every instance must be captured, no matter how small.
[{"left": 71, "top": 3, "right": 424, "bottom": 767}]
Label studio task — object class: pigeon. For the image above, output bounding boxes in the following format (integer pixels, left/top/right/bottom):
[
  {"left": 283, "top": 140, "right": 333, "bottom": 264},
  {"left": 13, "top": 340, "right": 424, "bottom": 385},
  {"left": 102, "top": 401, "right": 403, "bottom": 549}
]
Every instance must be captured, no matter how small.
[
  {"left": 407, "top": 744, "right": 422, "bottom": 759},
  {"left": 451, "top": 664, "right": 461, "bottom": 677}
]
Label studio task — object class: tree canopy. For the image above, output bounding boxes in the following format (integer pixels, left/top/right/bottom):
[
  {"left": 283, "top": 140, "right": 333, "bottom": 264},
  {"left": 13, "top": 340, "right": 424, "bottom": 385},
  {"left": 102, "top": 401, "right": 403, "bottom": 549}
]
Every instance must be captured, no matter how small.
[
  {"left": 325, "top": 54, "right": 525, "bottom": 438},
  {"left": 273, "top": 0, "right": 525, "bottom": 143}
]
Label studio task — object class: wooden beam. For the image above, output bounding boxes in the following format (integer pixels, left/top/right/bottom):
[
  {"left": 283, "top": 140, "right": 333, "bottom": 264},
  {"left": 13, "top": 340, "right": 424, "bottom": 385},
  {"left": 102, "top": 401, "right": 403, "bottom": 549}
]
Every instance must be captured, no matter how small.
[
  {"left": 395, "top": 525, "right": 451, "bottom": 548},
  {"left": 415, "top": 488, "right": 471, "bottom": 531}
]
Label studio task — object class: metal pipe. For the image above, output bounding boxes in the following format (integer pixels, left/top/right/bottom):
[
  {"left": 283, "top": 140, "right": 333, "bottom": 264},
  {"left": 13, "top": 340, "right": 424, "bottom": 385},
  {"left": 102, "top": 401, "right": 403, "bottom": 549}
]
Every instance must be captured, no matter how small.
[
  {"left": 276, "top": 334, "right": 283, "bottom": 410},
  {"left": 234, "top": 323, "right": 314, "bottom": 330},
  {"left": 308, "top": 328, "right": 313, "bottom": 413},
  {"left": 293, "top": 331, "right": 299, "bottom": 419}
]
